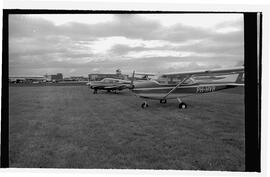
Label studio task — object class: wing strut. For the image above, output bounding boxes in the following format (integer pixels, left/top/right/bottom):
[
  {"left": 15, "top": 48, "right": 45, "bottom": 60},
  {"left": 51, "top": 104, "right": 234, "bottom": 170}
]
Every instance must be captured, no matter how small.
[{"left": 163, "top": 75, "right": 193, "bottom": 99}]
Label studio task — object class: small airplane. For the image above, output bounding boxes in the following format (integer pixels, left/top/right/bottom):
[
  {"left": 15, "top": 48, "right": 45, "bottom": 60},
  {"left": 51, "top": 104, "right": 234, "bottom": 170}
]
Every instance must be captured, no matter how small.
[
  {"left": 130, "top": 67, "right": 244, "bottom": 109},
  {"left": 87, "top": 78, "right": 132, "bottom": 94}
]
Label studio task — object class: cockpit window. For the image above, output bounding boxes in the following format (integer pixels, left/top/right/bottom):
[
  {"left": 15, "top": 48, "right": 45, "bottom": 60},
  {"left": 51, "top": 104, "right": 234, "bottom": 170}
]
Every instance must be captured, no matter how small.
[
  {"left": 101, "top": 78, "right": 119, "bottom": 83},
  {"left": 101, "top": 78, "right": 110, "bottom": 83},
  {"left": 156, "top": 76, "right": 196, "bottom": 85},
  {"left": 184, "top": 78, "right": 195, "bottom": 84}
]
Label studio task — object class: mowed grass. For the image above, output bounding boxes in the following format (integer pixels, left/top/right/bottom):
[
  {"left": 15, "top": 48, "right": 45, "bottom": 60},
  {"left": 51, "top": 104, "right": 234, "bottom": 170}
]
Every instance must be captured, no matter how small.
[{"left": 9, "top": 86, "right": 245, "bottom": 170}]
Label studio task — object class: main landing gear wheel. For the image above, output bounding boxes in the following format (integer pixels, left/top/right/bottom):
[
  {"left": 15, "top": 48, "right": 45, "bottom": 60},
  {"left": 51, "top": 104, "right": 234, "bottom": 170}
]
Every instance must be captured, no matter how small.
[
  {"left": 141, "top": 102, "right": 149, "bottom": 108},
  {"left": 179, "top": 103, "right": 187, "bottom": 109},
  {"left": 160, "top": 99, "right": 167, "bottom": 104},
  {"left": 93, "top": 89, "right": 97, "bottom": 94}
]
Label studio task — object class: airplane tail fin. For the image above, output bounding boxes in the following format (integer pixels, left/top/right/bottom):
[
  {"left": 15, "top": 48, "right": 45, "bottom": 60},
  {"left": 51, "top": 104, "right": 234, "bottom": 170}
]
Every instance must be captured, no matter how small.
[
  {"left": 235, "top": 72, "right": 244, "bottom": 84},
  {"left": 227, "top": 72, "right": 244, "bottom": 86},
  {"left": 130, "top": 70, "right": 135, "bottom": 89}
]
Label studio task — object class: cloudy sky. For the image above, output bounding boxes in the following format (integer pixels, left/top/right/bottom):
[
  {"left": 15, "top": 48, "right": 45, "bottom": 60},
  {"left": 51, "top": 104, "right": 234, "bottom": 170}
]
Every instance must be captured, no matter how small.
[{"left": 9, "top": 13, "right": 244, "bottom": 77}]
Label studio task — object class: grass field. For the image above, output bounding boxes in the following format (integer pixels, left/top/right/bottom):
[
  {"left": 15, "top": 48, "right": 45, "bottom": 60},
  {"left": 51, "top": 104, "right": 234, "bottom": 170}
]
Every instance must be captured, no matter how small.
[{"left": 9, "top": 85, "right": 245, "bottom": 170}]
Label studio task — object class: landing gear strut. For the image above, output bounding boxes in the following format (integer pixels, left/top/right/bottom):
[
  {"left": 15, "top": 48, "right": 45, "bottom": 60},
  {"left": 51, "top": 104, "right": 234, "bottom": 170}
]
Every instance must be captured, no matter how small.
[
  {"left": 141, "top": 101, "right": 149, "bottom": 108},
  {"left": 93, "top": 89, "right": 97, "bottom": 94},
  {"left": 177, "top": 97, "right": 187, "bottom": 109}
]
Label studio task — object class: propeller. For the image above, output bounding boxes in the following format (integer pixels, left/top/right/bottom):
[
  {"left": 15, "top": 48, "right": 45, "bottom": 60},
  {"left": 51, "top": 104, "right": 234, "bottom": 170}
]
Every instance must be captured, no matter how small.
[{"left": 130, "top": 70, "right": 135, "bottom": 89}]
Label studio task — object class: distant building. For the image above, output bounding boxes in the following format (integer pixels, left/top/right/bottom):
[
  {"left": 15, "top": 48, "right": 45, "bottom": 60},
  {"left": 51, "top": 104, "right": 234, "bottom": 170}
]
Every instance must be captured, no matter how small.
[
  {"left": 44, "top": 73, "right": 63, "bottom": 82},
  {"left": 9, "top": 76, "right": 45, "bottom": 83},
  {"left": 64, "top": 76, "right": 88, "bottom": 81}
]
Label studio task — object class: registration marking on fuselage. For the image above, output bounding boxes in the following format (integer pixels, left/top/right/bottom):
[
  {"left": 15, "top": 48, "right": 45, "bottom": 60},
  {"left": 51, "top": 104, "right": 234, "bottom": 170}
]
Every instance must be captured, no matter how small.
[{"left": 196, "top": 86, "right": 216, "bottom": 93}]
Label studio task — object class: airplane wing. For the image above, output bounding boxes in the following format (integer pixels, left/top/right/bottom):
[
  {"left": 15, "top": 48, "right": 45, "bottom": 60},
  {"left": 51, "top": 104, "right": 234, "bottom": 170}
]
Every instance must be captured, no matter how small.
[
  {"left": 104, "top": 86, "right": 120, "bottom": 89},
  {"left": 135, "top": 72, "right": 156, "bottom": 76},
  {"left": 104, "top": 85, "right": 128, "bottom": 90},
  {"left": 162, "top": 67, "right": 244, "bottom": 99},
  {"left": 161, "top": 67, "right": 244, "bottom": 77}
]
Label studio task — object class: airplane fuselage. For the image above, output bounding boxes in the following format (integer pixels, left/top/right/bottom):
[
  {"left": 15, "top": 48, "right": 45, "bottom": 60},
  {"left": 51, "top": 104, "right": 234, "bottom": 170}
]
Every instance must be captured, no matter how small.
[
  {"left": 89, "top": 82, "right": 130, "bottom": 90},
  {"left": 132, "top": 80, "right": 237, "bottom": 100},
  {"left": 87, "top": 78, "right": 132, "bottom": 93}
]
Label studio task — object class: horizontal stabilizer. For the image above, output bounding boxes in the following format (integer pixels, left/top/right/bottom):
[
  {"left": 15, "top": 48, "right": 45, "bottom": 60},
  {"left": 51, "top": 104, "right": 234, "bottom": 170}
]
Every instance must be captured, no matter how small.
[{"left": 227, "top": 83, "right": 244, "bottom": 87}]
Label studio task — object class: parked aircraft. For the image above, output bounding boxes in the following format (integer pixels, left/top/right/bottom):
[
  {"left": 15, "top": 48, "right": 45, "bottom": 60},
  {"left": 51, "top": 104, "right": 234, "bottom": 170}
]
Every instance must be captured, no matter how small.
[
  {"left": 87, "top": 78, "right": 132, "bottom": 94},
  {"left": 130, "top": 67, "right": 244, "bottom": 109}
]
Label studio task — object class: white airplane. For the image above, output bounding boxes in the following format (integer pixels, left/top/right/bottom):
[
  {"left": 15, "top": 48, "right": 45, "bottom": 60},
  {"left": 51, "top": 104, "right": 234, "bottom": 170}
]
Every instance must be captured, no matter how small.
[
  {"left": 87, "top": 78, "right": 132, "bottom": 94},
  {"left": 130, "top": 67, "right": 244, "bottom": 109}
]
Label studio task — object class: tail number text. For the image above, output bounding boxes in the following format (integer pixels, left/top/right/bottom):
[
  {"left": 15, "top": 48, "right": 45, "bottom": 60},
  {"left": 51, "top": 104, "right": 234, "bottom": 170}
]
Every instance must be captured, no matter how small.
[{"left": 196, "top": 86, "right": 215, "bottom": 93}]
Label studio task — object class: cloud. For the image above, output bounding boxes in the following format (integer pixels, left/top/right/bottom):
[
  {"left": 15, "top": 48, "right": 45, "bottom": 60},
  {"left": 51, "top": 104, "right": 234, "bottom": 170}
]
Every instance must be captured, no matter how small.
[
  {"left": 159, "top": 24, "right": 213, "bottom": 42},
  {"left": 215, "top": 19, "right": 243, "bottom": 31},
  {"left": 9, "top": 15, "right": 57, "bottom": 38},
  {"left": 9, "top": 14, "right": 161, "bottom": 41},
  {"left": 10, "top": 14, "right": 231, "bottom": 42},
  {"left": 9, "top": 14, "right": 244, "bottom": 76},
  {"left": 109, "top": 44, "right": 145, "bottom": 55}
]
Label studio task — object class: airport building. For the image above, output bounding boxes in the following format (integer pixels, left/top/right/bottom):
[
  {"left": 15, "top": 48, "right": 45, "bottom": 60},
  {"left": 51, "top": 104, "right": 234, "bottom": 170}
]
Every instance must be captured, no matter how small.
[
  {"left": 10, "top": 73, "right": 64, "bottom": 83},
  {"left": 69, "top": 76, "right": 88, "bottom": 81},
  {"left": 62, "top": 76, "right": 88, "bottom": 82},
  {"left": 9, "top": 76, "right": 45, "bottom": 83},
  {"left": 44, "top": 73, "right": 63, "bottom": 82}
]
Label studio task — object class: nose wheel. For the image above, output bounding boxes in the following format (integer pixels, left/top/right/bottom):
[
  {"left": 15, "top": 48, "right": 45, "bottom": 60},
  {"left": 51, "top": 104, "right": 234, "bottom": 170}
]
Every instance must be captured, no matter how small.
[
  {"left": 160, "top": 99, "right": 167, "bottom": 104},
  {"left": 141, "top": 101, "right": 149, "bottom": 108},
  {"left": 179, "top": 102, "right": 187, "bottom": 109},
  {"left": 177, "top": 97, "right": 187, "bottom": 109}
]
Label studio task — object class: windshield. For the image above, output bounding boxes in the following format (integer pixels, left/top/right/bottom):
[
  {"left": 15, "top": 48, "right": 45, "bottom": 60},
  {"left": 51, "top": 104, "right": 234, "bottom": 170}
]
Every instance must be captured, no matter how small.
[
  {"left": 101, "top": 78, "right": 111, "bottom": 83},
  {"left": 101, "top": 78, "right": 119, "bottom": 83}
]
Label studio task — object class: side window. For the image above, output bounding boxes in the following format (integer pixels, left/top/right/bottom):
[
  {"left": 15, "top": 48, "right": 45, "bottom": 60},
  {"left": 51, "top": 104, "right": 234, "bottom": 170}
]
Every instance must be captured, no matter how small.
[
  {"left": 183, "top": 78, "right": 195, "bottom": 84},
  {"left": 104, "top": 79, "right": 110, "bottom": 83}
]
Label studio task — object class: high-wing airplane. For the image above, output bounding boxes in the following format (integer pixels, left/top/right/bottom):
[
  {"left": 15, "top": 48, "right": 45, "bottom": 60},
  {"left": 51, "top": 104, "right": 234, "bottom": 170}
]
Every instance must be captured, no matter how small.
[
  {"left": 130, "top": 67, "right": 244, "bottom": 109},
  {"left": 87, "top": 78, "right": 132, "bottom": 94}
]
